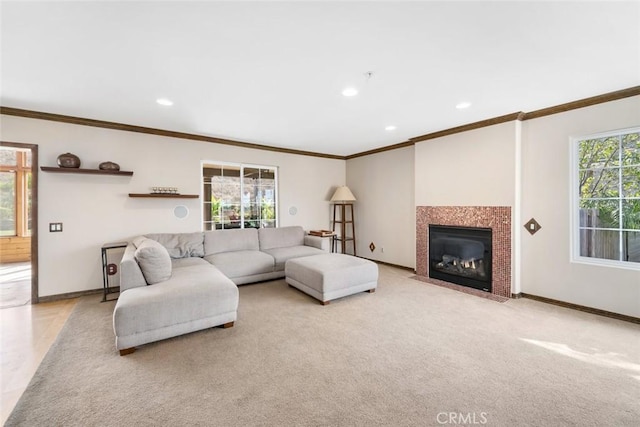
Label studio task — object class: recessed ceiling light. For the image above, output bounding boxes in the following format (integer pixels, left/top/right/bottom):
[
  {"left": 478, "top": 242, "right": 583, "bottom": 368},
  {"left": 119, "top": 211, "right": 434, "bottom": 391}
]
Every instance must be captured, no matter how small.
[
  {"left": 342, "top": 87, "right": 358, "bottom": 97},
  {"left": 156, "top": 98, "right": 173, "bottom": 106},
  {"left": 385, "top": 125, "right": 397, "bottom": 131},
  {"left": 456, "top": 101, "right": 471, "bottom": 109}
]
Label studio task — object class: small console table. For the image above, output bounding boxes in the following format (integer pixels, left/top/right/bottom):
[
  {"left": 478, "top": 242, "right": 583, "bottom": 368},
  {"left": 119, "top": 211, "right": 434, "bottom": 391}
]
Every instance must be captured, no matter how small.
[
  {"left": 308, "top": 230, "right": 337, "bottom": 253},
  {"left": 101, "top": 241, "right": 128, "bottom": 302}
]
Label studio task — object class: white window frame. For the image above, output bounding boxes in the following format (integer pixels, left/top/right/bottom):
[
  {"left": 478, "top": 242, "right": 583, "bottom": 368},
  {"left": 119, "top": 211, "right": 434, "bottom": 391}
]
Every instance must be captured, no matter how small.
[
  {"left": 201, "top": 160, "right": 279, "bottom": 231},
  {"left": 570, "top": 126, "right": 640, "bottom": 271}
]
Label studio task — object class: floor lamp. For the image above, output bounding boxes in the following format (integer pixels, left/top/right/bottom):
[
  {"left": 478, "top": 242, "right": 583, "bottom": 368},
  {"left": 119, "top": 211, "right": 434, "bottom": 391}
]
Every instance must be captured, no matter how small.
[{"left": 331, "top": 186, "right": 356, "bottom": 256}]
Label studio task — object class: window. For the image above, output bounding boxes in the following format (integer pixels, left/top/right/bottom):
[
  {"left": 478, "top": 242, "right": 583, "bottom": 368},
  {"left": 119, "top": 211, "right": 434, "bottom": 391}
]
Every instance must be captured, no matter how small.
[
  {"left": 572, "top": 127, "right": 640, "bottom": 268},
  {"left": 0, "top": 148, "right": 32, "bottom": 237},
  {"left": 202, "top": 162, "right": 277, "bottom": 230}
]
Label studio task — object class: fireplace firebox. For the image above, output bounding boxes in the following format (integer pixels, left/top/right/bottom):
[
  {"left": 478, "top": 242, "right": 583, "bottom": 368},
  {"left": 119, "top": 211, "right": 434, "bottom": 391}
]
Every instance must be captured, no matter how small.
[{"left": 428, "top": 225, "right": 492, "bottom": 292}]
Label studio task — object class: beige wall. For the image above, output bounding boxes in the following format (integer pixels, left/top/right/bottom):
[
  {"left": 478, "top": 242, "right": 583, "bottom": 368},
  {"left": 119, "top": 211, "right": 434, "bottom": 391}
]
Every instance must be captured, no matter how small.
[
  {"left": 414, "top": 121, "right": 518, "bottom": 292},
  {"left": 346, "top": 146, "right": 415, "bottom": 268},
  {"left": 350, "top": 97, "right": 639, "bottom": 317},
  {"left": 1, "top": 115, "right": 345, "bottom": 297},
  {"left": 521, "top": 96, "right": 640, "bottom": 317},
  {"left": 346, "top": 122, "right": 519, "bottom": 272},
  {"left": 414, "top": 121, "right": 517, "bottom": 207},
  {"left": 3, "top": 95, "right": 638, "bottom": 316}
]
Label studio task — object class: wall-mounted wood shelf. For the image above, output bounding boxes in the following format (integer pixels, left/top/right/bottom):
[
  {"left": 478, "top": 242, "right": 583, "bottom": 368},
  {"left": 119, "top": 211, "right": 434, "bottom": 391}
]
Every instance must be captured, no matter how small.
[
  {"left": 40, "top": 166, "right": 133, "bottom": 176},
  {"left": 128, "top": 193, "right": 199, "bottom": 199}
]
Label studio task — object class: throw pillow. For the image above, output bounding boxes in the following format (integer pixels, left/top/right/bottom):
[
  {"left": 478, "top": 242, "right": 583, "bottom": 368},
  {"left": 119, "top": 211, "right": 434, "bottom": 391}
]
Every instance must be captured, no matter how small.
[
  {"left": 131, "top": 235, "right": 147, "bottom": 249},
  {"left": 134, "top": 238, "right": 172, "bottom": 284}
]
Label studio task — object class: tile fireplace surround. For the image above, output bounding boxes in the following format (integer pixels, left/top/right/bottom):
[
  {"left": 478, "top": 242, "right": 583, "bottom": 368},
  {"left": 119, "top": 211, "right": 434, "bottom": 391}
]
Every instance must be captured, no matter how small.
[{"left": 416, "top": 206, "right": 512, "bottom": 298}]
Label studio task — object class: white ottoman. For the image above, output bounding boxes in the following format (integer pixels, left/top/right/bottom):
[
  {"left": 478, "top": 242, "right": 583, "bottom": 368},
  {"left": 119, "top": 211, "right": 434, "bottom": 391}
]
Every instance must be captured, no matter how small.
[{"left": 285, "top": 253, "right": 378, "bottom": 305}]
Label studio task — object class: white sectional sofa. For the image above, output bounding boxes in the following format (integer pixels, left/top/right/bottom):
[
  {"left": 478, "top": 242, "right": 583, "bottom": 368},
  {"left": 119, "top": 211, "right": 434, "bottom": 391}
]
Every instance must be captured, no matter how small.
[{"left": 113, "top": 226, "right": 328, "bottom": 355}]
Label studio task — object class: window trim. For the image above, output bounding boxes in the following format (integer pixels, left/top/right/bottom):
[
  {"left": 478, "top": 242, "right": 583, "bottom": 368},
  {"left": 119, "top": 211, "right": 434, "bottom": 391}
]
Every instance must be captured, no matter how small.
[
  {"left": 201, "top": 160, "right": 279, "bottom": 231},
  {"left": 570, "top": 126, "right": 640, "bottom": 271}
]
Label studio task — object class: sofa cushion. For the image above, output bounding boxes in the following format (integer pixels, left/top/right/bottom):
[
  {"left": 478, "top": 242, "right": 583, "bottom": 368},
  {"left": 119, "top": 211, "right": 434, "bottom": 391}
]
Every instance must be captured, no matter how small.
[
  {"left": 114, "top": 263, "right": 238, "bottom": 337},
  {"left": 134, "top": 238, "right": 172, "bottom": 284},
  {"left": 258, "top": 226, "right": 304, "bottom": 250},
  {"left": 262, "top": 245, "right": 325, "bottom": 271},
  {"left": 145, "top": 232, "right": 204, "bottom": 259},
  {"left": 171, "top": 257, "right": 210, "bottom": 269},
  {"left": 204, "top": 250, "right": 274, "bottom": 279},
  {"left": 204, "top": 228, "right": 259, "bottom": 255}
]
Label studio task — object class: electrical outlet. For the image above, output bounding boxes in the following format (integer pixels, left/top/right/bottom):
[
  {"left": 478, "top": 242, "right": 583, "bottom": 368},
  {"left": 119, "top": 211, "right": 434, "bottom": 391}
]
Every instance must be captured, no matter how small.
[
  {"left": 49, "top": 222, "right": 63, "bottom": 232},
  {"left": 107, "top": 264, "right": 118, "bottom": 275},
  {"left": 524, "top": 218, "right": 541, "bottom": 235},
  {"left": 381, "top": 247, "right": 384, "bottom": 253}
]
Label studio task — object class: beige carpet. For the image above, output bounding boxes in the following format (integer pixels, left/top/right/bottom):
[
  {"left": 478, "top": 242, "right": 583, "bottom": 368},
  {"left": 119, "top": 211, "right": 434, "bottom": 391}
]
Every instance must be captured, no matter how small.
[{"left": 5, "top": 265, "right": 640, "bottom": 426}]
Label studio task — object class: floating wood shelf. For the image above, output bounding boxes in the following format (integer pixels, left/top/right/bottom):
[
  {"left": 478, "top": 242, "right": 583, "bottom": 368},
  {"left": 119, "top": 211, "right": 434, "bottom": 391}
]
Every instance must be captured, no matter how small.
[
  {"left": 41, "top": 166, "right": 133, "bottom": 176},
  {"left": 128, "top": 193, "right": 199, "bottom": 199}
]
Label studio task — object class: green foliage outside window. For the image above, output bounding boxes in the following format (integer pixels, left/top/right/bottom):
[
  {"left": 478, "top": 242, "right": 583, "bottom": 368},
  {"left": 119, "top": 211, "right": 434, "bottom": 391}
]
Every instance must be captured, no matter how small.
[
  {"left": 261, "top": 198, "right": 275, "bottom": 221},
  {"left": 577, "top": 130, "right": 640, "bottom": 263},
  {"left": 210, "top": 196, "right": 221, "bottom": 223},
  {"left": 0, "top": 172, "right": 16, "bottom": 236},
  {"left": 579, "top": 132, "right": 640, "bottom": 228}
]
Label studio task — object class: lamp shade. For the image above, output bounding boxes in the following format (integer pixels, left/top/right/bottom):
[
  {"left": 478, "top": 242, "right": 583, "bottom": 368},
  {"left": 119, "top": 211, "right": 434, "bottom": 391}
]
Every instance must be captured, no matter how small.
[{"left": 330, "top": 186, "right": 356, "bottom": 202}]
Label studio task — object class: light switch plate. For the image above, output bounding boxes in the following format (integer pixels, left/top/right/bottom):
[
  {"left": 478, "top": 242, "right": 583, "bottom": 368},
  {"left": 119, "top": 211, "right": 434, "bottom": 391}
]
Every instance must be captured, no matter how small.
[{"left": 49, "top": 222, "right": 63, "bottom": 232}]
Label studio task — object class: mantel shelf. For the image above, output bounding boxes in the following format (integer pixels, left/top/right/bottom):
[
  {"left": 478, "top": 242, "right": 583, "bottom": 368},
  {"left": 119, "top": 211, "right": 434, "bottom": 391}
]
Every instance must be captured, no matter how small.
[
  {"left": 128, "top": 193, "right": 199, "bottom": 199},
  {"left": 40, "top": 166, "right": 133, "bottom": 176}
]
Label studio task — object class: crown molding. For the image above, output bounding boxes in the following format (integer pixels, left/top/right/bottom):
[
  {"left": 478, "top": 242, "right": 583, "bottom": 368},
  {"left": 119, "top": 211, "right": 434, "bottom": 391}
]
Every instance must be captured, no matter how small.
[
  {"left": 409, "top": 112, "right": 525, "bottom": 144},
  {"left": 345, "top": 112, "right": 524, "bottom": 160},
  {"left": 344, "top": 140, "right": 415, "bottom": 160},
  {"left": 2, "top": 86, "right": 638, "bottom": 161},
  {"left": 521, "top": 86, "right": 640, "bottom": 120},
  {"left": 0, "top": 107, "right": 344, "bottom": 160},
  {"left": 346, "top": 85, "right": 639, "bottom": 159}
]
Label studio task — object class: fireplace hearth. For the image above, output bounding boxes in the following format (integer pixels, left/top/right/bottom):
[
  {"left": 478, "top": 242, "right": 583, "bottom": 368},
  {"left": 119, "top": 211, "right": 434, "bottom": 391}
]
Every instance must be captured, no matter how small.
[{"left": 429, "top": 225, "right": 492, "bottom": 292}]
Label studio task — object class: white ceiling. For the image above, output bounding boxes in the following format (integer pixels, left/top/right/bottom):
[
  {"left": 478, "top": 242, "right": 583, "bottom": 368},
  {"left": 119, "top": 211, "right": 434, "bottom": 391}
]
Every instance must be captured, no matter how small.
[{"left": 1, "top": 1, "right": 639, "bottom": 157}]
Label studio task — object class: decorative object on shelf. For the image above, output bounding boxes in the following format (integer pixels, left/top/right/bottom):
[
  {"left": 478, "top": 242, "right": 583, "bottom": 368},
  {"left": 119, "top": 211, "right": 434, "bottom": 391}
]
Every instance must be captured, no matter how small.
[
  {"left": 330, "top": 185, "right": 357, "bottom": 256},
  {"left": 56, "top": 152, "right": 81, "bottom": 168},
  {"left": 151, "top": 187, "right": 179, "bottom": 194},
  {"left": 98, "top": 161, "right": 120, "bottom": 171}
]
